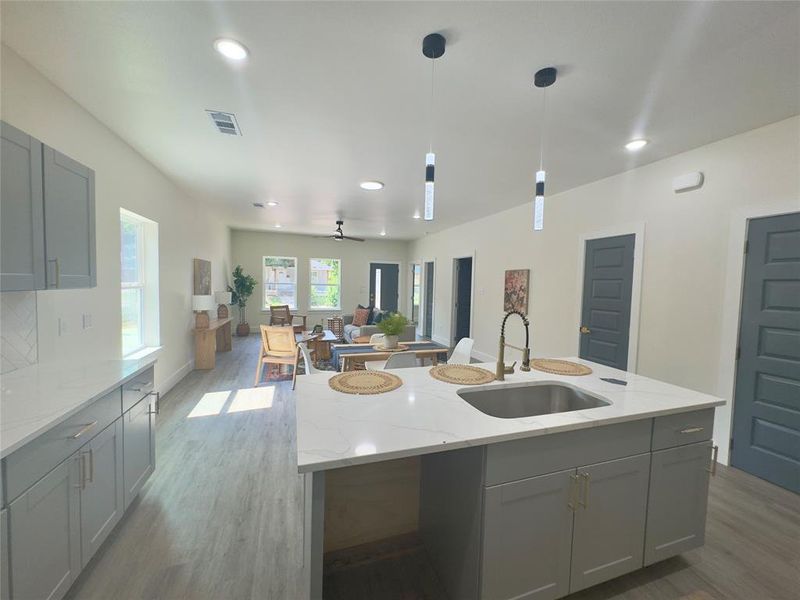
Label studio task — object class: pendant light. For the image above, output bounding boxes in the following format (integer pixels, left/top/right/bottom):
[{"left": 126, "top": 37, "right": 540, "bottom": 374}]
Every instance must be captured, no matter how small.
[
  {"left": 533, "top": 67, "right": 557, "bottom": 231},
  {"left": 422, "top": 33, "right": 446, "bottom": 221}
]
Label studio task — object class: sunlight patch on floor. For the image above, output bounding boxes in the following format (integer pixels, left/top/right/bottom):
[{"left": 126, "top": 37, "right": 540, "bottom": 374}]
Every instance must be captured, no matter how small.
[
  {"left": 187, "top": 390, "right": 232, "bottom": 418},
  {"left": 187, "top": 387, "right": 276, "bottom": 418}
]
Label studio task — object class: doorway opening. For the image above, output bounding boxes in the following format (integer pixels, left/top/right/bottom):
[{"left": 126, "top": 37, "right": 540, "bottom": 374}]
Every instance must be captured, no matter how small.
[
  {"left": 411, "top": 263, "right": 422, "bottom": 326},
  {"left": 423, "top": 261, "right": 435, "bottom": 339},
  {"left": 451, "top": 256, "right": 473, "bottom": 346}
]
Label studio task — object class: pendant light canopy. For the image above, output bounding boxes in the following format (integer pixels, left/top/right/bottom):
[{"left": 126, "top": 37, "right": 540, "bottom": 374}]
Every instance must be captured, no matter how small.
[
  {"left": 533, "top": 66, "right": 557, "bottom": 231},
  {"left": 422, "top": 33, "right": 446, "bottom": 222}
]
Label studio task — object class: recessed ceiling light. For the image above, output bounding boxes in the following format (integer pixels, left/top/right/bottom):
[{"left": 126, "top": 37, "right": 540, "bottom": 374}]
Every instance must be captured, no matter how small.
[
  {"left": 252, "top": 202, "right": 264, "bottom": 208},
  {"left": 380, "top": 230, "right": 387, "bottom": 236},
  {"left": 213, "top": 38, "right": 249, "bottom": 61},
  {"left": 266, "top": 201, "right": 279, "bottom": 207},
  {"left": 413, "top": 213, "right": 421, "bottom": 220},
  {"left": 274, "top": 223, "right": 282, "bottom": 228},
  {"left": 360, "top": 181, "right": 384, "bottom": 191},
  {"left": 625, "top": 139, "right": 648, "bottom": 152}
]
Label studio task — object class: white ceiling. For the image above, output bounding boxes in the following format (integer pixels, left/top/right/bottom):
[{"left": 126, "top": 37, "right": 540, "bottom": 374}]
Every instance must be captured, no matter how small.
[{"left": 2, "top": 1, "right": 798, "bottom": 240}]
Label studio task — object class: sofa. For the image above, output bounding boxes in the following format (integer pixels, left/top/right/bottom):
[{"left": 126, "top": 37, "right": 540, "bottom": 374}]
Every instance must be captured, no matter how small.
[{"left": 342, "top": 312, "right": 416, "bottom": 343}]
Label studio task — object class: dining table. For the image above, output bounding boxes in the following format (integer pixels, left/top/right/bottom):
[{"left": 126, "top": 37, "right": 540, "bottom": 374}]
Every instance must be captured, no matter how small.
[{"left": 330, "top": 340, "right": 450, "bottom": 371}]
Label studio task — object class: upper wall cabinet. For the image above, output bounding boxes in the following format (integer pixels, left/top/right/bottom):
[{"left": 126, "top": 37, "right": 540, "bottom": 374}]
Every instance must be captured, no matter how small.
[
  {"left": 0, "top": 121, "right": 96, "bottom": 291},
  {"left": 1, "top": 121, "right": 45, "bottom": 291}
]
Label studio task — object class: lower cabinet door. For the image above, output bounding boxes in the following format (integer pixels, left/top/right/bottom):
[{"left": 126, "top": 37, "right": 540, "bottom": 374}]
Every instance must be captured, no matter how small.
[
  {"left": 481, "top": 468, "right": 575, "bottom": 600},
  {"left": 80, "top": 419, "right": 123, "bottom": 567},
  {"left": 9, "top": 455, "right": 81, "bottom": 600},
  {"left": 123, "top": 394, "right": 155, "bottom": 509},
  {"left": 644, "top": 441, "right": 712, "bottom": 565},
  {"left": 570, "top": 453, "right": 650, "bottom": 593},
  {"left": 1, "top": 508, "right": 9, "bottom": 600}
]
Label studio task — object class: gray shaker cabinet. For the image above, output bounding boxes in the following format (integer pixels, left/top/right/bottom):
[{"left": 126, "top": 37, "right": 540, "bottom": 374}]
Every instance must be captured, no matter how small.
[
  {"left": 9, "top": 455, "right": 81, "bottom": 600},
  {"left": 42, "top": 145, "right": 96, "bottom": 289},
  {"left": 481, "top": 469, "right": 574, "bottom": 600},
  {"left": 645, "top": 441, "right": 712, "bottom": 565},
  {"left": 79, "top": 420, "right": 124, "bottom": 567},
  {"left": 569, "top": 453, "right": 651, "bottom": 593},
  {"left": 1, "top": 509, "right": 9, "bottom": 600},
  {"left": 0, "top": 122, "right": 45, "bottom": 291},
  {"left": 123, "top": 394, "right": 156, "bottom": 509}
]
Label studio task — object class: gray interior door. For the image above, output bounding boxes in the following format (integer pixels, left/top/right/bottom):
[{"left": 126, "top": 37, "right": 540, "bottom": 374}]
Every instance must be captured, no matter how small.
[
  {"left": 454, "top": 257, "right": 472, "bottom": 344},
  {"left": 732, "top": 212, "right": 800, "bottom": 493},
  {"left": 369, "top": 262, "right": 399, "bottom": 312},
  {"left": 579, "top": 234, "right": 635, "bottom": 370},
  {"left": 424, "top": 262, "right": 434, "bottom": 338},
  {"left": 481, "top": 469, "right": 574, "bottom": 600},
  {"left": 1, "top": 121, "right": 45, "bottom": 291}
]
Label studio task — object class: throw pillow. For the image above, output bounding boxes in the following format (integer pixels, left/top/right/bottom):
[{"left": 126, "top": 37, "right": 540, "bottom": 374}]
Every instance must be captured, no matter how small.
[
  {"left": 373, "top": 311, "right": 384, "bottom": 324},
  {"left": 358, "top": 303, "right": 376, "bottom": 325},
  {"left": 352, "top": 307, "right": 371, "bottom": 327}
]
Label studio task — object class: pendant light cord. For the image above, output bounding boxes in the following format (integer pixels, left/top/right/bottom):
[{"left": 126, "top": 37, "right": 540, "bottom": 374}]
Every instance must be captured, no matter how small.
[
  {"left": 429, "top": 57, "right": 436, "bottom": 153},
  {"left": 539, "top": 86, "right": 547, "bottom": 171}
]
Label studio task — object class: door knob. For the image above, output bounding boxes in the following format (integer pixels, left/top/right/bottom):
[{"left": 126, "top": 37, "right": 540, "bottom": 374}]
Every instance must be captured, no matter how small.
[{"left": 580, "top": 326, "right": 591, "bottom": 334}]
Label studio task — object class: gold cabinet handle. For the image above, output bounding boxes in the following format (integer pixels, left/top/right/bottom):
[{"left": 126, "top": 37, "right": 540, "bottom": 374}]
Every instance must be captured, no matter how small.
[
  {"left": 75, "top": 453, "right": 87, "bottom": 489},
  {"left": 87, "top": 448, "right": 94, "bottom": 483},
  {"left": 579, "top": 326, "right": 591, "bottom": 334},
  {"left": 71, "top": 421, "right": 98, "bottom": 439},
  {"left": 147, "top": 391, "right": 160, "bottom": 415},
  {"left": 568, "top": 474, "right": 580, "bottom": 511},
  {"left": 579, "top": 472, "right": 590, "bottom": 509},
  {"left": 707, "top": 445, "right": 719, "bottom": 475}
]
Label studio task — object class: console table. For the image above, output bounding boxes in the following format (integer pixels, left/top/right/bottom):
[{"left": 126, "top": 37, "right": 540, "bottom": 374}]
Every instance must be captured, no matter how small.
[{"left": 194, "top": 317, "right": 232, "bottom": 370}]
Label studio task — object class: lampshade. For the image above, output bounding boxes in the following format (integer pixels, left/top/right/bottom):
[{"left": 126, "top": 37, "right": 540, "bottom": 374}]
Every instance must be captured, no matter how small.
[
  {"left": 192, "top": 295, "right": 215, "bottom": 311},
  {"left": 214, "top": 291, "right": 232, "bottom": 305}
]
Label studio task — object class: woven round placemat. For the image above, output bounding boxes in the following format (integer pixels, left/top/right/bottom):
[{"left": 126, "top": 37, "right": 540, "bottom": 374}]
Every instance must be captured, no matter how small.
[
  {"left": 328, "top": 370, "right": 403, "bottom": 395},
  {"left": 531, "top": 359, "right": 592, "bottom": 376},
  {"left": 429, "top": 364, "right": 496, "bottom": 385},
  {"left": 373, "top": 343, "right": 409, "bottom": 353}
]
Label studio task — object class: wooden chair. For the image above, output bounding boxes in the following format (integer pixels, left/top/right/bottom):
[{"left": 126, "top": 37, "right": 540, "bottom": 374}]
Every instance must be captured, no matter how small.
[
  {"left": 269, "top": 304, "right": 307, "bottom": 333},
  {"left": 255, "top": 325, "right": 307, "bottom": 388}
]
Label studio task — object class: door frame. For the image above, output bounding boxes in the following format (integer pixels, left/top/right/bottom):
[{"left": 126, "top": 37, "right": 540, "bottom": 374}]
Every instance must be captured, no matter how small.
[
  {"left": 368, "top": 260, "right": 403, "bottom": 313},
  {"left": 715, "top": 201, "right": 799, "bottom": 466},
  {"left": 410, "top": 262, "right": 422, "bottom": 327},
  {"left": 575, "top": 223, "right": 645, "bottom": 373},
  {"left": 420, "top": 258, "right": 437, "bottom": 339},
  {"left": 450, "top": 254, "right": 476, "bottom": 347}
]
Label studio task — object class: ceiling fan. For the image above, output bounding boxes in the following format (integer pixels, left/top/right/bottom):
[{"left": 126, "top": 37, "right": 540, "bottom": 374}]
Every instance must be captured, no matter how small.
[{"left": 317, "top": 220, "right": 364, "bottom": 242}]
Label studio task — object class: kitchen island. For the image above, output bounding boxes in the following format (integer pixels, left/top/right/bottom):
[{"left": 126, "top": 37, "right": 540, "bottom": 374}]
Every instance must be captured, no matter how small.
[{"left": 295, "top": 358, "right": 725, "bottom": 600}]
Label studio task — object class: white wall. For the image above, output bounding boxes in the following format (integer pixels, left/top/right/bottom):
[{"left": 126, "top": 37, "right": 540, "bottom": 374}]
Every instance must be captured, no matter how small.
[
  {"left": 231, "top": 229, "right": 410, "bottom": 328},
  {"left": 409, "top": 116, "right": 800, "bottom": 463},
  {"left": 1, "top": 46, "right": 232, "bottom": 393}
]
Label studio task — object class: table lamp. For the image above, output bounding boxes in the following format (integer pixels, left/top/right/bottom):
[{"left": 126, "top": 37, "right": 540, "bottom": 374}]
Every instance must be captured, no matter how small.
[
  {"left": 192, "top": 295, "right": 215, "bottom": 329},
  {"left": 214, "top": 291, "right": 232, "bottom": 319}
]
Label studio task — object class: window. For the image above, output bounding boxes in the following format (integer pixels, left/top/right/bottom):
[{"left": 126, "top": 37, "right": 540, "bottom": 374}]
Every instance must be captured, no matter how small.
[
  {"left": 309, "top": 258, "right": 341, "bottom": 310},
  {"left": 263, "top": 256, "right": 297, "bottom": 309},
  {"left": 120, "top": 209, "right": 159, "bottom": 356}
]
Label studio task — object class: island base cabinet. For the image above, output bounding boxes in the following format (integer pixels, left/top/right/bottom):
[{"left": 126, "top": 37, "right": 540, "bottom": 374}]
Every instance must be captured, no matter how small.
[
  {"left": 481, "top": 469, "right": 574, "bottom": 600},
  {"left": 9, "top": 456, "right": 81, "bottom": 600},
  {"left": 1, "top": 509, "right": 9, "bottom": 600},
  {"left": 79, "top": 420, "right": 124, "bottom": 567},
  {"left": 644, "top": 441, "right": 712, "bottom": 565},
  {"left": 569, "top": 453, "right": 651, "bottom": 594},
  {"left": 123, "top": 395, "right": 155, "bottom": 509}
]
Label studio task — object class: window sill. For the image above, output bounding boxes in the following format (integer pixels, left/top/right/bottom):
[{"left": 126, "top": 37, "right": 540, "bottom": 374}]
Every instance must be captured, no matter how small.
[
  {"left": 124, "top": 346, "right": 162, "bottom": 361},
  {"left": 308, "top": 308, "right": 342, "bottom": 312}
]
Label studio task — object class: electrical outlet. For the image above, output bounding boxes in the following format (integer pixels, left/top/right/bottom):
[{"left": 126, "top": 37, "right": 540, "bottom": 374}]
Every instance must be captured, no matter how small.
[{"left": 82, "top": 313, "right": 92, "bottom": 329}]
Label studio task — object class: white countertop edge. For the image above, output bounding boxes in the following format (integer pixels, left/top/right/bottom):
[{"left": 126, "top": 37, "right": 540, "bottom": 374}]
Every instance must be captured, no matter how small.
[
  {"left": 1, "top": 356, "right": 158, "bottom": 458},
  {"left": 296, "top": 397, "right": 725, "bottom": 473}
]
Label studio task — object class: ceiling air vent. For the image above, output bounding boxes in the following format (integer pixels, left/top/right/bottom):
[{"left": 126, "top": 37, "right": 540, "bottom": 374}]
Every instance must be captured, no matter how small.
[{"left": 206, "top": 110, "right": 242, "bottom": 136}]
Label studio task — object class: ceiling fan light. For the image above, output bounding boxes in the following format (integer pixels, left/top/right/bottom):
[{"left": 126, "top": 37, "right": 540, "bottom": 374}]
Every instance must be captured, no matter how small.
[
  {"left": 213, "top": 38, "right": 249, "bottom": 61},
  {"left": 360, "top": 181, "right": 384, "bottom": 191},
  {"left": 625, "top": 139, "right": 648, "bottom": 151}
]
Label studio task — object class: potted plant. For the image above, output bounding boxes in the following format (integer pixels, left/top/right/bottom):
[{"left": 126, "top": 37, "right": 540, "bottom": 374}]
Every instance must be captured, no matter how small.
[
  {"left": 229, "top": 265, "right": 257, "bottom": 337},
  {"left": 376, "top": 312, "right": 409, "bottom": 349}
]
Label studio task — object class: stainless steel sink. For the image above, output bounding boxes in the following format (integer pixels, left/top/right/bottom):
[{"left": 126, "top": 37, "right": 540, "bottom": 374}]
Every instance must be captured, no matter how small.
[{"left": 458, "top": 382, "right": 610, "bottom": 419}]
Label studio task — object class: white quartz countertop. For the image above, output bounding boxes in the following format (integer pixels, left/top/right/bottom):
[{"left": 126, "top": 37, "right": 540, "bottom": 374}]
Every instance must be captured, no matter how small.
[
  {"left": 1, "top": 355, "right": 158, "bottom": 458},
  {"left": 295, "top": 358, "right": 725, "bottom": 473}
]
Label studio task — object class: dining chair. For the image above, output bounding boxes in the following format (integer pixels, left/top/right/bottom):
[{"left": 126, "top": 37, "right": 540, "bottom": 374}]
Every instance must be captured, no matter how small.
[
  {"left": 448, "top": 337, "right": 474, "bottom": 365},
  {"left": 269, "top": 304, "right": 307, "bottom": 332},
  {"left": 383, "top": 352, "right": 418, "bottom": 370},
  {"left": 364, "top": 334, "right": 388, "bottom": 370},
  {"left": 254, "top": 325, "right": 304, "bottom": 387},
  {"left": 297, "top": 342, "right": 321, "bottom": 378}
]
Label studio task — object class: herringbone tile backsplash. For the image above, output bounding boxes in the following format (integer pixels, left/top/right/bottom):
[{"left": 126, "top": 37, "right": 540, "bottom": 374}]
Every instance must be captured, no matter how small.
[{"left": 1, "top": 291, "right": 38, "bottom": 374}]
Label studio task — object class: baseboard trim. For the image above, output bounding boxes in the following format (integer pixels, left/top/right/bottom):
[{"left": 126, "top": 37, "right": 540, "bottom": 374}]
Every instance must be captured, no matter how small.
[{"left": 158, "top": 359, "right": 193, "bottom": 399}]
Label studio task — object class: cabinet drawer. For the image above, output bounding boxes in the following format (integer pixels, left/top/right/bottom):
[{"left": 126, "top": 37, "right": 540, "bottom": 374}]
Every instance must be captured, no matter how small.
[
  {"left": 651, "top": 409, "right": 714, "bottom": 451},
  {"left": 485, "top": 419, "right": 652, "bottom": 486},
  {"left": 4, "top": 388, "right": 121, "bottom": 502},
  {"left": 122, "top": 366, "right": 154, "bottom": 413}
]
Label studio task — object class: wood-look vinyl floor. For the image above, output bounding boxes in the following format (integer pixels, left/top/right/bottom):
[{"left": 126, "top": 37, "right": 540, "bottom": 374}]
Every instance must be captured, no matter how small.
[{"left": 67, "top": 335, "right": 799, "bottom": 600}]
